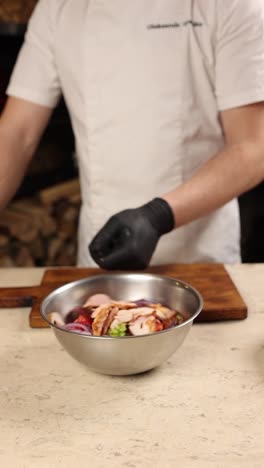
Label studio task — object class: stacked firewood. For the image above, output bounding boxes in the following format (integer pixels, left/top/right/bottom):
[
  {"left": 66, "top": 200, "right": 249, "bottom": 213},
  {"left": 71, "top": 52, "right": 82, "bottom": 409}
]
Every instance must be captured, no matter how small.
[
  {"left": 0, "top": 0, "right": 37, "bottom": 24},
  {"left": 0, "top": 178, "right": 81, "bottom": 267}
]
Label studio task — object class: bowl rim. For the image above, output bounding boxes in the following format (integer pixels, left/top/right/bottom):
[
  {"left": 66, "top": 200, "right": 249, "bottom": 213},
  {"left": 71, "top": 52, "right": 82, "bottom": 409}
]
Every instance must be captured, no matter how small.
[{"left": 40, "top": 272, "right": 204, "bottom": 340}]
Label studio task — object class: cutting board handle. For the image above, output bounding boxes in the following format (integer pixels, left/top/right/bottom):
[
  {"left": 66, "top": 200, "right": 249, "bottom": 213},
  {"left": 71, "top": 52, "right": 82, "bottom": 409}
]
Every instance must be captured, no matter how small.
[{"left": 0, "top": 286, "right": 40, "bottom": 308}]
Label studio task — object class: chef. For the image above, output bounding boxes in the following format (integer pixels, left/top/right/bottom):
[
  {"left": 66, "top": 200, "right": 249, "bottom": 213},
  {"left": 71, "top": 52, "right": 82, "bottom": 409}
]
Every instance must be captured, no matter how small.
[{"left": 1, "top": 0, "right": 264, "bottom": 269}]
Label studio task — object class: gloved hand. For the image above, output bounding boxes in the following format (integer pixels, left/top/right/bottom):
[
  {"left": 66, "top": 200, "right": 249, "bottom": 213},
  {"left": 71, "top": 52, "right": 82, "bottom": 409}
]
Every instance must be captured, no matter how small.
[{"left": 88, "top": 198, "right": 175, "bottom": 270}]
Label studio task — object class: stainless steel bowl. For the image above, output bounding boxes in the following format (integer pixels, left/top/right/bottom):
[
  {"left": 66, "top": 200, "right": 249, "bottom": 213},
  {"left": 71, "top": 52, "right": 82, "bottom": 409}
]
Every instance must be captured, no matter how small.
[{"left": 40, "top": 273, "right": 203, "bottom": 376}]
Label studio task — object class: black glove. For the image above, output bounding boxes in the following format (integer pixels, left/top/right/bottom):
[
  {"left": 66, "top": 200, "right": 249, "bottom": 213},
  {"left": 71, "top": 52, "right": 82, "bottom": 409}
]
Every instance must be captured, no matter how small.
[{"left": 88, "top": 198, "right": 175, "bottom": 270}]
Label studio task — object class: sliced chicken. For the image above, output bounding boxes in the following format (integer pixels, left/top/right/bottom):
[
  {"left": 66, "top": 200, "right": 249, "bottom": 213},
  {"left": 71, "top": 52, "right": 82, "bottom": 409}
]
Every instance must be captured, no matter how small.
[
  {"left": 108, "top": 309, "right": 135, "bottom": 332},
  {"left": 109, "top": 307, "right": 154, "bottom": 331},
  {"left": 92, "top": 305, "right": 112, "bottom": 336},
  {"left": 115, "top": 309, "right": 134, "bottom": 323},
  {"left": 109, "top": 317, "right": 121, "bottom": 331},
  {"left": 131, "top": 307, "right": 155, "bottom": 319},
  {"left": 83, "top": 293, "right": 112, "bottom": 308},
  {"left": 101, "top": 307, "right": 119, "bottom": 335},
  {"left": 110, "top": 301, "right": 137, "bottom": 309},
  {"left": 129, "top": 315, "right": 157, "bottom": 336},
  {"left": 154, "top": 304, "right": 176, "bottom": 321},
  {"left": 91, "top": 303, "right": 112, "bottom": 319},
  {"left": 60, "top": 290, "right": 185, "bottom": 337}
]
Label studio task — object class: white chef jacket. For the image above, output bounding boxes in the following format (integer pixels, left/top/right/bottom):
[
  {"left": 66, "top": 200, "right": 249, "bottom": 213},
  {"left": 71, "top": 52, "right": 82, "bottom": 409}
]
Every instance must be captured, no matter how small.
[{"left": 7, "top": 0, "right": 264, "bottom": 266}]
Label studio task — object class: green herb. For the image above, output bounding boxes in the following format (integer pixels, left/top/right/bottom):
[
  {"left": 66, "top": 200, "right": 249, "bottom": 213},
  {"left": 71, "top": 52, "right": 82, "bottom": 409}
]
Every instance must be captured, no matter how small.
[{"left": 109, "top": 323, "right": 127, "bottom": 337}]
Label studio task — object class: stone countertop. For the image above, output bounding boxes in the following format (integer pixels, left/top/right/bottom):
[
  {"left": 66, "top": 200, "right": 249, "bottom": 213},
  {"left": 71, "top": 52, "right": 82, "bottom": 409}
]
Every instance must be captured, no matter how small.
[{"left": 0, "top": 265, "right": 263, "bottom": 468}]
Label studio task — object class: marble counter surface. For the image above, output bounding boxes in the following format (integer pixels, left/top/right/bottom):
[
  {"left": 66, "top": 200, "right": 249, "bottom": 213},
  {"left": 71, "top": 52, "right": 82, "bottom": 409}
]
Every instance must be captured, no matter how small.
[{"left": 0, "top": 265, "right": 263, "bottom": 468}]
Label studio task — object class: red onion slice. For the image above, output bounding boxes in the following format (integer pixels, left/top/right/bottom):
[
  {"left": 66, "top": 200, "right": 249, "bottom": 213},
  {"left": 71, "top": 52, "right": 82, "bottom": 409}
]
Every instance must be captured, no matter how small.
[{"left": 63, "top": 323, "right": 92, "bottom": 335}]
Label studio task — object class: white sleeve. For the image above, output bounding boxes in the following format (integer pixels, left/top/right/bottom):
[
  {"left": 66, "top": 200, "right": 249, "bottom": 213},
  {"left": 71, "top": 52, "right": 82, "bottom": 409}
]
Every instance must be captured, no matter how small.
[
  {"left": 6, "top": 0, "right": 61, "bottom": 108},
  {"left": 215, "top": 0, "right": 264, "bottom": 111}
]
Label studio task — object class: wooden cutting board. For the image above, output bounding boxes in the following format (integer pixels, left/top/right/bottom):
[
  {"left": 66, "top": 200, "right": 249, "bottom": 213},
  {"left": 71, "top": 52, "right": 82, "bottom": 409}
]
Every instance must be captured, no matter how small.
[{"left": 0, "top": 264, "right": 247, "bottom": 327}]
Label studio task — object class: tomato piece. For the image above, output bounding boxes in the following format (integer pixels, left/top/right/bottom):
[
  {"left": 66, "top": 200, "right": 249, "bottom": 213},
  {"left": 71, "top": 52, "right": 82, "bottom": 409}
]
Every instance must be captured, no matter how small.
[
  {"left": 74, "top": 314, "right": 93, "bottom": 327},
  {"left": 155, "top": 319, "right": 164, "bottom": 332}
]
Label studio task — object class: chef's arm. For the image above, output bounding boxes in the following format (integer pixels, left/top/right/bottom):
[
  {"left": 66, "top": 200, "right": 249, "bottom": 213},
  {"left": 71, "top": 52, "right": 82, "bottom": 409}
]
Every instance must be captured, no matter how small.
[
  {"left": 0, "top": 96, "right": 53, "bottom": 210},
  {"left": 89, "top": 101, "right": 264, "bottom": 270},
  {"left": 162, "top": 102, "right": 264, "bottom": 227}
]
